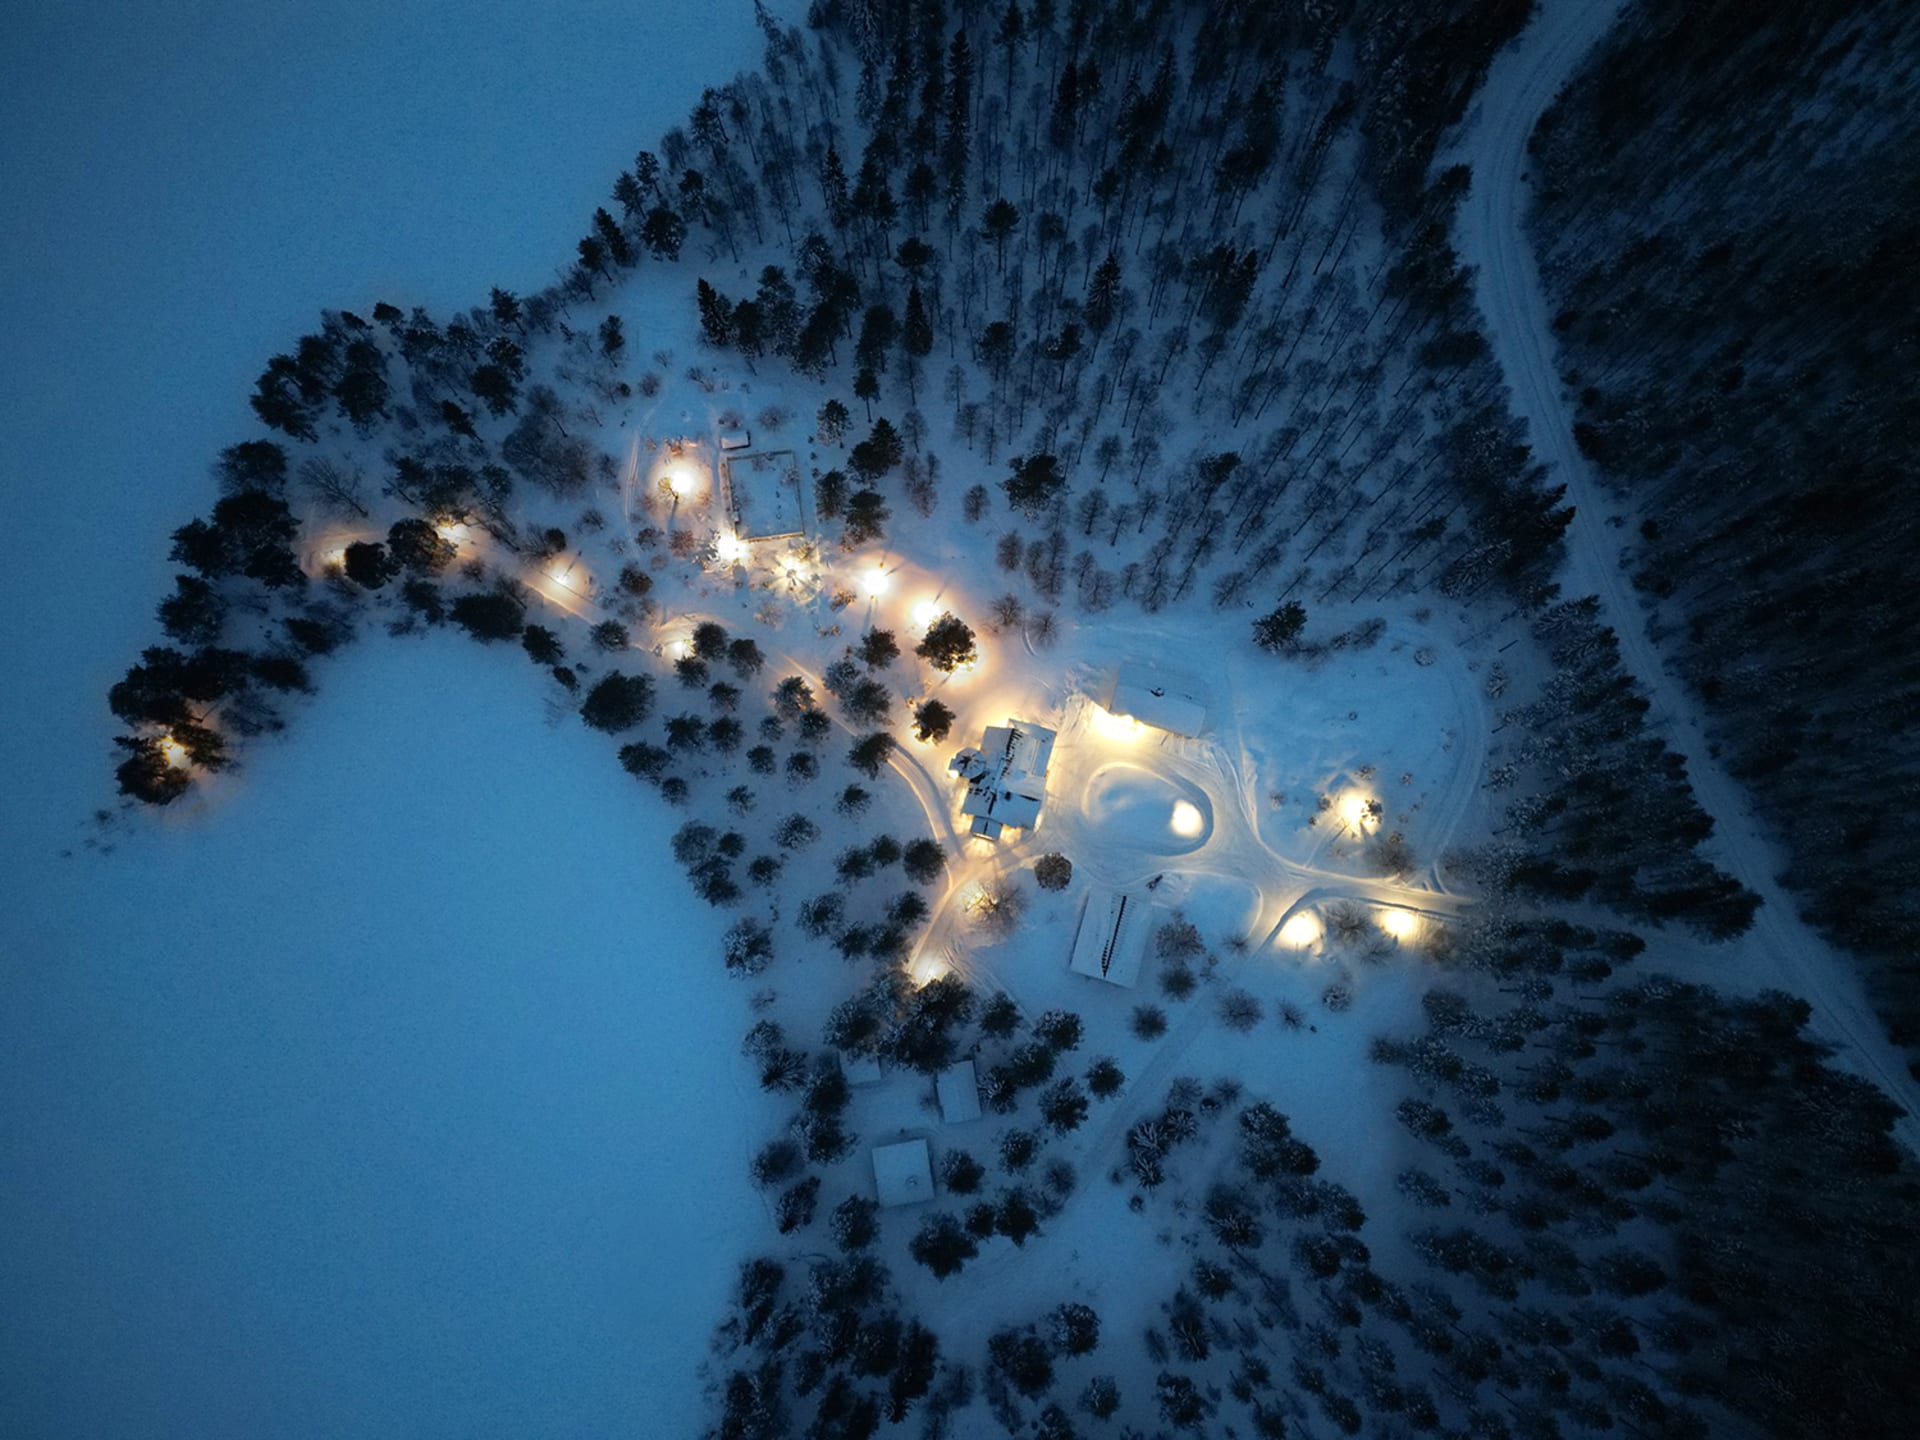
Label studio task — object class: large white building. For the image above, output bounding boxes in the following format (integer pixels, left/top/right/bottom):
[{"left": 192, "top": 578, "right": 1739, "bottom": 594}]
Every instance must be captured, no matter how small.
[
  {"left": 948, "top": 719, "right": 1057, "bottom": 840},
  {"left": 1106, "top": 666, "right": 1207, "bottom": 738}
]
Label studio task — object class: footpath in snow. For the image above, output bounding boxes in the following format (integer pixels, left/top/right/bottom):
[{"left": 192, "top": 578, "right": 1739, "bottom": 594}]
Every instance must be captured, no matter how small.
[{"left": 1451, "top": 0, "right": 1920, "bottom": 1145}]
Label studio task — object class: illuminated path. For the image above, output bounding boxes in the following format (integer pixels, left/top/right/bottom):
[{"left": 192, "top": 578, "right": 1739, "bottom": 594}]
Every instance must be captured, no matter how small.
[{"left": 1454, "top": 0, "right": 1920, "bottom": 1147}]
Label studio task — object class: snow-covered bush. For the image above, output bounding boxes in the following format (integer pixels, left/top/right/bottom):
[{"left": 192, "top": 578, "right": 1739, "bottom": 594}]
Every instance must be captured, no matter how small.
[
  {"left": 1033, "top": 853, "right": 1073, "bottom": 891},
  {"left": 723, "top": 918, "right": 774, "bottom": 978}
]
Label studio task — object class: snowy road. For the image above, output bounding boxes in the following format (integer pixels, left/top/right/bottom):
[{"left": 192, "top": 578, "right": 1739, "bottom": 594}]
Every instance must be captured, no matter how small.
[{"left": 1454, "top": 0, "right": 1920, "bottom": 1145}]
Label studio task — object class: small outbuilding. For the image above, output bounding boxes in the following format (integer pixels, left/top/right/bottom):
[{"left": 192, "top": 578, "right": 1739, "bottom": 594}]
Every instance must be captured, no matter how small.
[
  {"left": 1107, "top": 667, "right": 1206, "bottom": 738},
  {"left": 872, "top": 1138, "right": 934, "bottom": 1208},
  {"left": 949, "top": 719, "right": 1057, "bottom": 840},
  {"left": 936, "top": 1060, "right": 982, "bottom": 1124},
  {"left": 843, "top": 1054, "right": 884, "bottom": 1087},
  {"left": 1068, "top": 888, "right": 1154, "bottom": 988}
]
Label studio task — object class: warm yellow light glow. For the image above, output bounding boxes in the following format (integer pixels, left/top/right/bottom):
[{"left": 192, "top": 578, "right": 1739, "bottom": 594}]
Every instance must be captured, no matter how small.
[
  {"left": 910, "top": 599, "right": 942, "bottom": 632},
  {"left": 716, "top": 532, "right": 749, "bottom": 563},
  {"left": 324, "top": 547, "right": 347, "bottom": 568},
  {"left": 1341, "top": 792, "right": 1376, "bottom": 829},
  {"left": 1379, "top": 908, "right": 1421, "bottom": 941},
  {"left": 667, "top": 637, "right": 692, "bottom": 660},
  {"left": 159, "top": 736, "right": 190, "bottom": 769},
  {"left": 1088, "top": 704, "right": 1143, "bottom": 742},
  {"left": 961, "top": 883, "right": 990, "bottom": 915},
  {"left": 669, "top": 471, "right": 696, "bottom": 497},
  {"left": 1170, "top": 800, "right": 1205, "bottom": 839},
  {"left": 909, "top": 953, "right": 952, "bottom": 988},
  {"left": 435, "top": 521, "right": 471, "bottom": 545},
  {"left": 861, "top": 566, "right": 891, "bottom": 599},
  {"left": 1279, "top": 911, "right": 1322, "bottom": 947}
]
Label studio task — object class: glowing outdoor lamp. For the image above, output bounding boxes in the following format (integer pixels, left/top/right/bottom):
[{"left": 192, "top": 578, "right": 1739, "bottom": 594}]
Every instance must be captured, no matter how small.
[
  {"left": 159, "top": 735, "right": 190, "bottom": 768},
  {"left": 435, "top": 520, "right": 471, "bottom": 544},
  {"left": 910, "top": 599, "right": 942, "bottom": 632},
  {"left": 667, "top": 635, "right": 692, "bottom": 660},
  {"left": 910, "top": 953, "right": 952, "bottom": 988},
  {"left": 860, "top": 565, "right": 891, "bottom": 599},
  {"left": 716, "top": 532, "right": 750, "bottom": 563},
  {"left": 1088, "top": 705, "right": 1142, "bottom": 742},
  {"left": 1279, "top": 911, "right": 1322, "bottom": 947},
  {"left": 1170, "top": 800, "right": 1206, "bottom": 839},
  {"left": 1379, "top": 908, "right": 1421, "bottom": 941},
  {"left": 668, "top": 470, "right": 697, "bottom": 497}
]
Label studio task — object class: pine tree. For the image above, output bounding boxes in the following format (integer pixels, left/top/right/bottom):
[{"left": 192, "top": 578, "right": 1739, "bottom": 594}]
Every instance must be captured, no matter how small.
[
  {"left": 697, "top": 279, "right": 737, "bottom": 346},
  {"left": 903, "top": 284, "right": 934, "bottom": 361},
  {"left": 981, "top": 197, "right": 1022, "bottom": 275}
]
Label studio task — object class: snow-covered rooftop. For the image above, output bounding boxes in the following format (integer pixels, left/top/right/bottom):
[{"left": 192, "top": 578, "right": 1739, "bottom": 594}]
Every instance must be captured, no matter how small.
[
  {"left": 1068, "top": 889, "right": 1155, "bottom": 988},
  {"left": 1108, "top": 667, "right": 1207, "bottom": 738},
  {"left": 871, "top": 1138, "right": 933, "bottom": 1208},
  {"left": 936, "top": 1060, "right": 982, "bottom": 1124},
  {"left": 949, "top": 720, "right": 1056, "bottom": 839}
]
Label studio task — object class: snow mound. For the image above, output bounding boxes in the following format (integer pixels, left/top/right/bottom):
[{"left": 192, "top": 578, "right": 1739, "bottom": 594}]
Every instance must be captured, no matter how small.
[{"left": 1081, "top": 762, "right": 1214, "bottom": 855}]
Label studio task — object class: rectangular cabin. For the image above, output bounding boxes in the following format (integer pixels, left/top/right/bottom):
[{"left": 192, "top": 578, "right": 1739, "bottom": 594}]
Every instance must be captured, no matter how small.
[
  {"left": 872, "top": 1138, "right": 934, "bottom": 1208},
  {"left": 1107, "top": 667, "right": 1206, "bottom": 738},
  {"left": 936, "top": 1061, "right": 982, "bottom": 1124},
  {"left": 1068, "top": 888, "right": 1154, "bottom": 988}
]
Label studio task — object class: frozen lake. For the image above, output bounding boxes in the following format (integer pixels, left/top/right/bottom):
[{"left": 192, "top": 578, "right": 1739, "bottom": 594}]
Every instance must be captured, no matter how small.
[{"left": 0, "top": 2, "right": 788, "bottom": 1434}]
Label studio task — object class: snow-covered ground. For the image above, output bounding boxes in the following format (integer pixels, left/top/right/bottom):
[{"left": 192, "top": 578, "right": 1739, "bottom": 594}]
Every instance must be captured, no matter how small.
[
  {"left": 1450, "top": 0, "right": 1920, "bottom": 1147},
  {"left": 0, "top": 3, "right": 796, "bottom": 1435},
  {"left": 6, "top": 641, "right": 777, "bottom": 1436}
]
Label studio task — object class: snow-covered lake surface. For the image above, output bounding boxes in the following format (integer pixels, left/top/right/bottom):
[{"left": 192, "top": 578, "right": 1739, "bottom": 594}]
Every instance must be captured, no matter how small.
[{"left": 0, "top": 3, "right": 784, "bottom": 1433}]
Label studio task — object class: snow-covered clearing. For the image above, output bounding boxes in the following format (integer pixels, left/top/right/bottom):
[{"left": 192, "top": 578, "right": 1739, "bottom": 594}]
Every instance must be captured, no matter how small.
[
  {"left": 1451, "top": 0, "right": 1920, "bottom": 1146},
  {"left": 397, "top": 242, "right": 1506, "bottom": 1427}
]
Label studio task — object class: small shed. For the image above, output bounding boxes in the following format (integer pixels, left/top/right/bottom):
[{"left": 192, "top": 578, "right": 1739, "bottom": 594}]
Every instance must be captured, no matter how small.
[
  {"left": 1107, "top": 667, "right": 1206, "bottom": 738},
  {"left": 936, "top": 1061, "right": 982, "bottom": 1124},
  {"left": 843, "top": 1054, "right": 884, "bottom": 1087},
  {"left": 872, "top": 1138, "right": 934, "bottom": 1208},
  {"left": 1068, "top": 888, "right": 1154, "bottom": 988}
]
